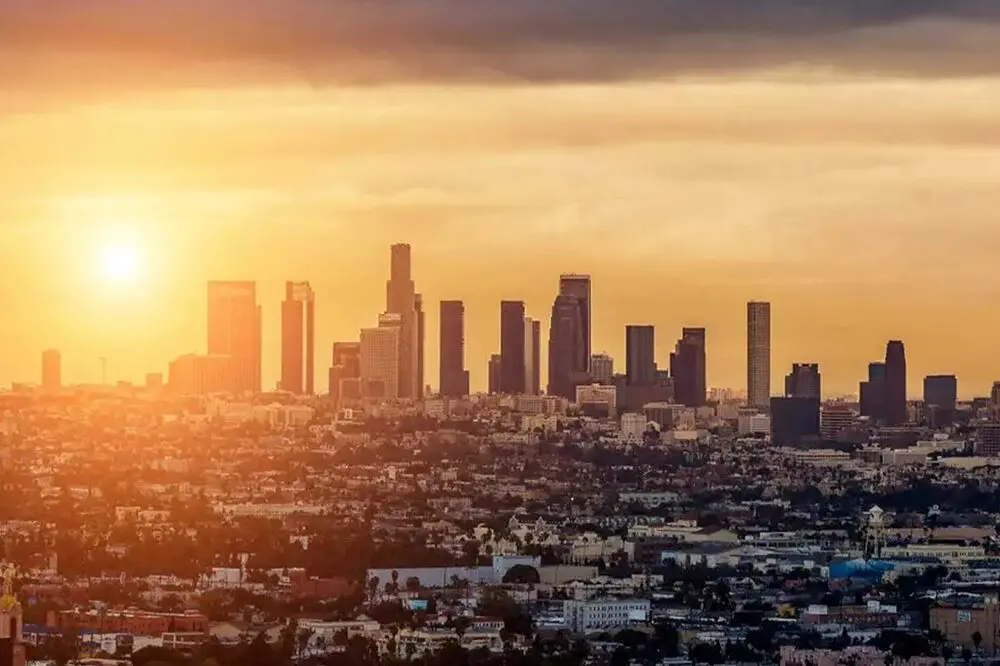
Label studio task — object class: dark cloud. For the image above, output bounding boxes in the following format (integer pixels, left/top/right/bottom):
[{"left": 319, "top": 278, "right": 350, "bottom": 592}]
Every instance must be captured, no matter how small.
[{"left": 3, "top": 0, "right": 1000, "bottom": 89}]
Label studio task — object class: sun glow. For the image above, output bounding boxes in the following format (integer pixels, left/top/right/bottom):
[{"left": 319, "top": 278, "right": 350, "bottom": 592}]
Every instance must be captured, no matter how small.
[{"left": 100, "top": 243, "right": 142, "bottom": 283}]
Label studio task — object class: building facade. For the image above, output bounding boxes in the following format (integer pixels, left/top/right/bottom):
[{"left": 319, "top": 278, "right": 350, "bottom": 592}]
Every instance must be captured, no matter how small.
[
  {"left": 499, "top": 301, "right": 526, "bottom": 394},
  {"left": 548, "top": 293, "right": 586, "bottom": 400},
  {"left": 590, "top": 353, "right": 614, "bottom": 384},
  {"left": 329, "top": 342, "right": 362, "bottom": 405},
  {"left": 360, "top": 321, "right": 400, "bottom": 399},
  {"left": 385, "top": 244, "right": 419, "bottom": 399},
  {"left": 280, "top": 281, "right": 315, "bottom": 394},
  {"left": 625, "top": 325, "right": 656, "bottom": 386},
  {"left": 671, "top": 327, "right": 707, "bottom": 407},
  {"left": 439, "top": 301, "right": 469, "bottom": 398},
  {"left": 747, "top": 301, "right": 771, "bottom": 409},
  {"left": 885, "top": 340, "right": 908, "bottom": 426},
  {"left": 207, "top": 281, "right": 262, "bottom": 394},
  {"left": 785, "top": 363, "right": 821, "bottom": 399}
]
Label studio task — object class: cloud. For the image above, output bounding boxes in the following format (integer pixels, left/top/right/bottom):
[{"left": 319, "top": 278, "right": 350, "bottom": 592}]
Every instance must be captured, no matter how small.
[{"left": 4, "top": 0, "right": 1000, "bottom": 93}]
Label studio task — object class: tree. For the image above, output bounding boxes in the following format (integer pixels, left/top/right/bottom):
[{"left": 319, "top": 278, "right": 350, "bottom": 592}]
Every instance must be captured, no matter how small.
[{"left": 502, "top": 565, "right": 540, "bottom": 585}]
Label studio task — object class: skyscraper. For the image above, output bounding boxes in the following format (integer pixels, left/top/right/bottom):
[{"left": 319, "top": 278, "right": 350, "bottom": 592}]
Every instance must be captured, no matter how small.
[
  {"left": 923, "top": 374, "right": 957, "bottom": 427},
  {"left": 207, "top": 281, "right": 261, "bottom": 394},
  {"left": 558, "top": 274, "right": 592, "bottom": 373},
  {"left": 770, "top": 396, "right": 821, "bottom": 446},
  {"left": 885, "top": 340, "right": 907, "bottom": 426},
  {"left": 625, "top": 325, "right": 656, "bottom": 386},
  {"left": 439, "top": 300, "right": 469, "bottom": 398},
  {"left": 530, "top": 319, "right": 541, "bottom": 396},
  {"left": 329, "top": 342, "right": 362, "bottom": 405},
  {"left": 41, "top": 349, "right": 61, "bottom": 393},
  {"left": 385, "top": 244, "right": 419, "bottom": 399},
  {"left": 524, "top": 316, "right": 538, "bottom": 395},
  {"left": 747, "top": 301, "right": 771, "bottom": 408},
  {"left": 590, "top": 353, "right": 614, "bottom": 384},
  {"left": 671, "top": 327, "right": 707, "bottom": 407},
  {"left": 548, "top": 293, "right": 586, "bottom": 399},
  {"left": 860, "top": 361, "right": 887, "bottom": 422},
  {"left": 499, "top": 301, "right": 526, "bottom": 394},
  {"left": 415, "top": 293, "right": 425, "bottom": 398},
  {"left": 488, "top": 354, "right": 503, "bottom": 395},
  {"left": 361, "top": 318, "right": 400, "bottom": 399},
  {"left": 784, "top": 363, "right": 821, "bottom": 399},
  {"left": 280, "top": 281, "right": 315, "bottom": 394}
]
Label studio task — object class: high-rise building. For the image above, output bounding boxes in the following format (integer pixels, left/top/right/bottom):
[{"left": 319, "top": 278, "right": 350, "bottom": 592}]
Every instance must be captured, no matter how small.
[
  {"left": 558, "top": 274, "right": 592, "bottom": 372},
  {"left": 924, "top": 374, "right": 957, "bottom": 427},
  {"left": 821, "top": 405, "right": 856, "bottom": 440},
  {"left": 415, "top": 293, "right": 425, "bottom": 398},
  {"left": 785, "top": 363, "right": 821, "bottom": 399},
  {"left": 488, "top": 354, "right": 503, "bottom": 395},
  {"left": 977, "top": 423, "right": 1000, "bottom": 457},
  {"left": 499, "top": 301, "right": 526, "bottom": 394},
  {"left": 885, "top": 340, "right": 907, "bottom": 426},
  {"left": 329, "top": 342, "right": 362, "bottom": 405},
  {"left": 770, "top": 396, "right": 821, "bottom": 446},
  {"left": 524, "top": 317, "right": 538, "bottom": 395},
  {"left": 168, "top": 354, "right": 233, "bottom": 396},
  {"left": 530, "top": 319, "right": 541, "bottom": 396},
  {"left": 385, "top": 244, "right": 419, "bottom": 399},
  {"left": 747, "top": 301, "right": 771, "bottom": 409},
  {"left": 207, "top": 281, "right": 262, "bottom": 394},
  {"left": 625, "top": 325, "right": 656, "bottom": 386},
  {"left": 548, "top": 293, "right": 586, "bottom": 400},
  {"left": 41, "top": 349, "right": 61, "bottom": 393},
  {"left": 439, "top": 301, "right": 469, "bottom": 398},
  {"left": 671, "top": 327, "right": 707, "bottom": 407},
  {"left": 280, "top": 281, "right": 315, "bottom": 394},
  {"left": 590, "top": 353, "right": 614, "bottom": 384},
  {"left": 860, "top": 362, "right": 887, "bottom": 421},
  {"left": 361, "top": 319, "right": 400, "bottom": 399}
]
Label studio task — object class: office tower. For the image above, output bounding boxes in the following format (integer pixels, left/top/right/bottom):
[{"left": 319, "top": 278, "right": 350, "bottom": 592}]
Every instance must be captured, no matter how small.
[
  {"left": 625, "top": 325, "right": 656, "bottom": 386},
  {"left": 488, "top": 354, "right": 503, "bottom": 395},
  {"left": 280, "top": 281, "right": 315, "bottom": 394},
  {"left": 329, "top": 342, "right": 362, "bottom": 405},
  {"left": 548, "top": 293, "right": 586, "bottom": 400},
  {"left": 821, "top": 405, "right": 856, "bottom": 441},
  {"left": 530, "top": 319, "right": 541, "bottom": 396},
  {"left": 784, "top": 363, "right": 821, "bottom": 399},
  {"left": 41, "top": 349, "right": 61, "bottom": 393},
  {"left": 385, "top": 243, "right": 419, "bottom": 399},
  {"left": 361, "top": 320, "right": 400, "bottom": 399},
  {"left": 439, "top": 301, "right": 469, "bottom": 398},
  {"left": 207, "top": 281, "right": 262, "bottom": 394},
  {"left": 500, "top": 301, "right": 526, "bottom": 394},
  {"left": 591, "top": 353, "right": 614, "bottom": 384},
  {"left": 924, "top": 374, "right": 957, "bottom": 427},
  {"left": 558, "top": 274, "right": 592, "bottom": 372},
  {"left": 524, "top": 317, "right": 538, "bottom": 395},
  {"left": 860, "top": 362, "right": 887, "bottom": 421},
  {"left": 770, "top": 396, "right": 821, "bottom": 446},
  {"left": 671, "top": 328, "right": 707, "bottom": 407},
  {"left": 884, "top": 340, "right": 907, "bottom": 426},
  {"left": 747, "top": 301, "right": 771, "bottom": 409},
  {"left": 415, "top": 294, "right": 425, "bottom": 398},
  {"left": 168, "top": 354, "right": 233, "bottom": 396}
]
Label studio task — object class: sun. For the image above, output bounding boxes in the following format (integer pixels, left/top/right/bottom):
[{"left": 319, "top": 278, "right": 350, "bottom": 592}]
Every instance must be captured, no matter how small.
[{"left": 100, "top": 244, "right": 142, "bottom": 283}]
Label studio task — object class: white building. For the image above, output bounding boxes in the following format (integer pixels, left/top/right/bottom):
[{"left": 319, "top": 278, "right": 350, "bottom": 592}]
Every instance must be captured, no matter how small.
[
  {"left": 563, "top": 598, "right": 650, "bottom": 633},
  {"left": 737, "top": 409, "right": 770, "bottom": 436},
  {"left": 361, "top": 321, "right": 400, "bottom": 399}
]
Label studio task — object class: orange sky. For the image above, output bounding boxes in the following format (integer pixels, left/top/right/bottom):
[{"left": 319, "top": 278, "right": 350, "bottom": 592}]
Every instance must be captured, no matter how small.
[{"left": 3, "top": 3, "right": 1000, "bottom": 397}]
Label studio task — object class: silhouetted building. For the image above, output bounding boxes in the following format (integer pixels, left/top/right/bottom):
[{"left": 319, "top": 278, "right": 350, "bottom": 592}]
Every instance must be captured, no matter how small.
[
  {"left": 385, "top": 244, "right": 419, "bottom": 399},
  {"left": 548, "top": 293, "right": 587, "bottom": 400},
  {"left": 361, "top": 317, "right": 400, "bottom": 399},
  {"left": 329, "top": 342, "right": 362, "bottom": 405},
  {"left": 524, "top": 316, "right": 539, "bottom": 395},
  {"left": 499, "top": 301, "right": 526, "bottom": 394},
  {"left": 924, "top": 374, "right": 957, "bottom": 427},
  {"left": 821, "top": 405, "right": 856, "bottom": 440},
  {"left": 415, "top": 293, "right": 425, "bottom": 398},
  {"left": 885, "top": 340, "right": 908, "bottom": 426},
  {"left": 671, "top": 327, "right": 706, "bottom": 407},
  {"left": 559, "top": 274, "right": 592, "bottom": 372},
  {"left": 770, "top": 396, "right": 821, "bottom": 447},
  {"left": 625, "top": 325, "right": 656, "bottom": 386},
  {"left": 41, "top": 349, "right": 61, "bottom": 393},
  {"left": 488, "top": 354, "right": 503, "bottom": 395},
  {"left": 439, "top": 300, "right": 469, "bottom": 398},
  {"left": 590, "top": 353, "right": 614, "bottom": 384},
  {"left": 860, "top": 362, "right": 887, "bottom": 422},
  {"left": 280, "top": 281, "right": 315, "bottom": 394},
  {"left": 785, "top": 363, "right": 821, "bottom": 399},
  {"left": 747, "top": 301, "right": 771, "bottom": 409},
  {"left": 207, "top": 281, "right": 261, "bottom": 394},
  {"left": 530, "top": 319, "right": 541, "bottom": 395}
]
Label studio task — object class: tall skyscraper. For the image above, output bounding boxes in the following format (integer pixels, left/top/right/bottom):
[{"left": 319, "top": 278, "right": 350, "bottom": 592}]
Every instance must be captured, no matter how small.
[
  {"left": 488, "top": 354, "right": 503, "bottom": 395},
  {"left": 329, "top": 342, "right": 362, "bottom": 405},
  {"left": 530, "top": 319, "right": 541, "bottom": 396},
  {"left": 671, "top": 327, "right": 707, "bottom": 407},
  {"left": 625, "top": 325, "right": 656, "bottom": 386},
  {"left": 361, "top": 318, "right": 400, "bottom": 399},
  {"left": 415, "top": 293, "right": 425, "bottom": 398},
  {"left": 385, "top": 244, "right": 419, "bottom": 399},
  {"left": 590, "top": 353, "right": 614, "bottom": 384},
  {"left": 524, "top": 316, "right": 538, "bottom": 395},
  {"left": 280, "top": 281, "right": 315, "bottom": 394},
  {"left": 747, "top": 301, "right": 771, "bottom": 408},
  {"left": 207, "top": 281, "right": 261, "bottom": 394},
  {"left": 785, "top": 363, "right": 821, "bottom": 399},
  {"left": 885, "top": 340, "right": 907, "bottom": 426},
  {"left": 924, "top": 374, "right": 957, "bottom": 427},
  {"left": 439, "top": 301, "right": 469, "bottom": 398},
  {"left": 860, "top": 361, "right": 887, "bottom": 422},
  {"left": 548, "top": 293, "right": 586, "bottom": 399},
  {"left": 41, "top": 349, "right": 61, "bottom": 393},
  {"left": 499, "top": 301, "right": 526, "bottom": 394},
  {"left": 558, "top": 274, "right": 592, "bottom": 373}
]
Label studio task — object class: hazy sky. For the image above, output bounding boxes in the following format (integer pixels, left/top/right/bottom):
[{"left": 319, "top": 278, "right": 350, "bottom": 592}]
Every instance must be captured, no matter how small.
[{"left": 3, "top": 0, "right": 1000, "bottom": 396}]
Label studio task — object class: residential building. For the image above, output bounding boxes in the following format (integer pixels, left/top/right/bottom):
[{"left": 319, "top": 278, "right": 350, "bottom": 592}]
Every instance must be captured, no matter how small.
[{"left": 563, "top": 599, "right": 650, "bottom": 633}]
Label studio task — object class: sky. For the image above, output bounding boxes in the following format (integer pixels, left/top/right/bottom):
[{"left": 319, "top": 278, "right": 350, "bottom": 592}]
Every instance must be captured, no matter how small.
[{"left": 3, "top": 0, "right": 1000, "bottom": 397}]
